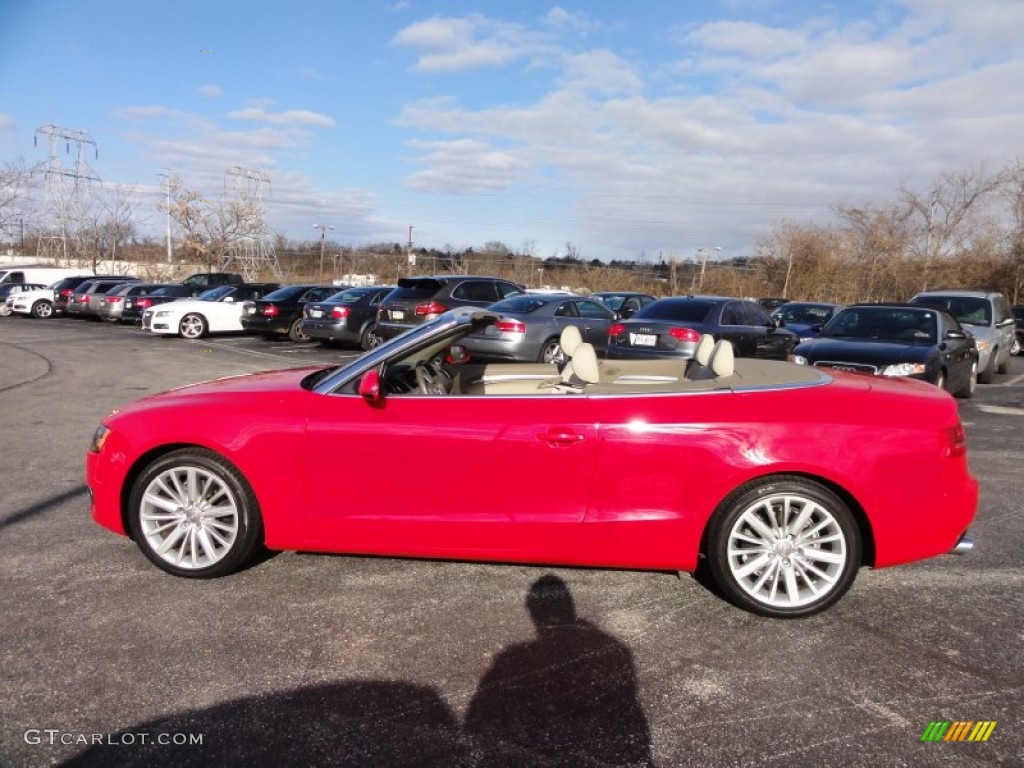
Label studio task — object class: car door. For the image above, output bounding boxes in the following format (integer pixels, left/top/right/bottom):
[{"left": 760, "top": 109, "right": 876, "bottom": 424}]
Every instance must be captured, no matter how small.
[
  {"left": 574, "top": 299, "right": 615, "bottom": 352},
  {"left": 937, "top": 313, "right": 975, "bottom": 391},
  {"left": 303, "top": 389, "right": 598, "bottom": 557},
  {"left": 994, "top": 295, "right": 1015, "bottom": 360}
]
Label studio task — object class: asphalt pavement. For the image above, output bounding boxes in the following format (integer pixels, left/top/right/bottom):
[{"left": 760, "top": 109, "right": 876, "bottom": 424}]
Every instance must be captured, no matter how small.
[{"left": 1, "top": 316, "right": 1021, "bottom": 767}]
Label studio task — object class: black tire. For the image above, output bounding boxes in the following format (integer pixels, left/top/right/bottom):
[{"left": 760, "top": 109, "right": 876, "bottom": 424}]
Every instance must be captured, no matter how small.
[
  {"left": 179, "top": 313, "right": 207, "bottom": 339},
  {"left": 978, "top": 353, "right": 995, "bottom": 384},
  {"left": 127, "top": 448, "right": 263, "bottom": 578},
  {"left": 954, "top": 361, "right": 977, "bottom": 399},
  {"left": 705, "top": 475, "right": 861, "bottom": 618},
  {"left": 359, "top": 324, "right": 381, "bottom": 351},
  {"left": 288, "top": 318, "right": 313, "bottom": 343},
  {"left": 538, "top": 337, "right": 563, "bottom": 364},
  {"left": 32, "top": 300, "right": 54, "bottom": 319},
  {"left": 996, "top": 349, "right": 1009, "bottom": 375}
]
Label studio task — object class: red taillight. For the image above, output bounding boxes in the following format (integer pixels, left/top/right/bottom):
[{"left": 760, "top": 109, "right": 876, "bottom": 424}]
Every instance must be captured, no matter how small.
[
  {"left": 331, "top": 306, "right": 350, "bottom": 319},
  {"left": 609, "top": 323, "right": 626, "bottom": 338},
  {"left": 107, "top": 296, "right": 123, "bottom": 304},
  {"left": 415, "top": 301, "right": 448, "bottom": 316},
  {"left": 59, "top": 288, "right": 73, "bottom": 298},
  {"left": 262, "top": 304, "right": 279, "bottom": 317},
  {"left": 136, "top": 298, "right": 152, "bottom": 309},
  {"left": 81, "top": 295, "right": 91, "bottom": 304},
  {"left": 669, "top": 327, "right": 701, "bottom": 343},
  {"left": 495, "top": 319, "right": 526, "bottom": 334},
  {"left": 941, "top": 424, "right": 967, "bottom": 458}
]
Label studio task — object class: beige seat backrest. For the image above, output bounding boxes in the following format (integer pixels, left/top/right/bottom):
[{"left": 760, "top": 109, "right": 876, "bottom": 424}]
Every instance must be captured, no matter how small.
[
  {"left": 685, "top": 333, "right": 716, "bottom": 380},
  {"left": 708, "top": 339, "right": 734, "bottom": 378},
  {"left": 560, "top": 325, "right": 583, "bottom": 358},
  {"left": 571, "top": 343, "right": 600, "bottom": 385}
]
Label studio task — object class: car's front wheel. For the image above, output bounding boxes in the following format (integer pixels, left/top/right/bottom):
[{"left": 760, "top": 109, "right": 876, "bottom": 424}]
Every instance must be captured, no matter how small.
[
  {"left": 127, "top": 448, "right": 263, "bottom": 578},
  {"left": 706, "top": 476, "right": 861, "bottom": 618},
  {"left": 179, "top": 313, "right": 208, "bottom": 339},
  {"left": 32, "top": 300, "right": 54, "bottom": 319},
  {"left": 954, "top": 361, "right": 977, "bottom": 399}
]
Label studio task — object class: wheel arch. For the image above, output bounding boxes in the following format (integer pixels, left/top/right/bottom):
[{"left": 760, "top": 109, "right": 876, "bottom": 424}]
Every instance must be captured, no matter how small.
[
  {"left": 698, "top": 470, "right": 876, "bottom": 567},
  {"left": 118, "top": 442, "right": 258, "bottom": 541}
]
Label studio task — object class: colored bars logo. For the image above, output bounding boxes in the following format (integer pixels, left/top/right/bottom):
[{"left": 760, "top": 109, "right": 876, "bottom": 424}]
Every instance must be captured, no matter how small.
[{"left": 921, "top": 721, "right": 996, "bottom": 742}]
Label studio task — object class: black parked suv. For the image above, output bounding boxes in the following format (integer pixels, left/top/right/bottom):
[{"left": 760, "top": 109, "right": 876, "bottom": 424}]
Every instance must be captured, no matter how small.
[
  {"left": 374, "top": 275, "right": 525, "bottom": 342},
  {"left": 302, "top": 285, "right": 395, "bottom": 350}
]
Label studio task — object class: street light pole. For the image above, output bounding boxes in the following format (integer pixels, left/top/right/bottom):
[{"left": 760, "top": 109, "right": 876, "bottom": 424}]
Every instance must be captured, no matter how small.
[
  {"left": 697, "top": 246, "right": 722, "bottom": 292},
  {"left": 314, "top": 223, "right": 333, "bottom": 281},
  {"left": 156, "top": 172, "right": 173, "bottom": 264}
]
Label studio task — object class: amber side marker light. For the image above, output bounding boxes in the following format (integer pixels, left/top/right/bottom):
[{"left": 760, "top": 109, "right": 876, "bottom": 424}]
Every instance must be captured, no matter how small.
[{"left": 90, "top": 425, "right": 111, "bottom": 454}]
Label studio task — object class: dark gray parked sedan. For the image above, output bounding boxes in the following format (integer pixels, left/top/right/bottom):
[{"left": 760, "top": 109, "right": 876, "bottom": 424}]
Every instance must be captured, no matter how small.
[
  {"left": 461, "top": 293, "right": 616, "bottom": 363},
  {"left": 302, "top": 286, "right": 395, "bottom": 350}
]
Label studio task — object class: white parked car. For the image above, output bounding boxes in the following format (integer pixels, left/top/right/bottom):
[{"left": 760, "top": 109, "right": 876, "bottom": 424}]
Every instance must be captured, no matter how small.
[
  {"left": 141, "top": 283, "right": 279, "bottom": 339},
  {"left": 1, "top": 283, "right": 49, "bottom": 316},
  {"left": 8, "top": 283, "right": 60, "bottom": 318}
]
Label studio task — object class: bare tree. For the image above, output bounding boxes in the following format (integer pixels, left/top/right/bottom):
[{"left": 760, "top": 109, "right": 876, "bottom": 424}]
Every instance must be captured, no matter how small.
[
  {"left": 161, "top": 178, "right": 264, "bottom": 270},
  {"left": 0, "top": 159, "right": 34, "bottom": 248}
]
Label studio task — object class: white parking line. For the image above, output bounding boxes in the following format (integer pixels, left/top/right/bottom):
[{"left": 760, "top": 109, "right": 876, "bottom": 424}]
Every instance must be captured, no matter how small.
[{"left": 976, "top": 404, "right": 1024, "bottom": 416}]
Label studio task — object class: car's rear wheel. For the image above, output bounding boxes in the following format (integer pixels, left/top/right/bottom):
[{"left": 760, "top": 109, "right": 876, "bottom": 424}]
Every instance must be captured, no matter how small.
[
  {"left": 539, "top": 337, "right": 564, "bottom": 364},
  {"left": 32, "top": 300, "right": 54, "bottom": 319},
  {"left": 706, "top": 476, "right": 861, "bottom": 618},
  {"left": 179, "top": 313, "right": 207, "bottom": 339},
  {"left": 360, "top": 324, "right": 381, "bottom": 351},
  {"left": 1013, "top": 337, "right": 1021, "bottom": 356},
  {"left": 127, "top": 448, "right": 263, "bottom": 578},
  {"left": 288, "top": 318, "right": 312, "bottom": 343},
  {"left": 954, "top": 361, "right": 977, "bottom": 399}
]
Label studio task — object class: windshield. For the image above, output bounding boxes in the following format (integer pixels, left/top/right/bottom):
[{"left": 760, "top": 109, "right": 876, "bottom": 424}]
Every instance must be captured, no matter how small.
[
  {"left": 488, "top": 296, "right": 546, "bottom": 314},
  {"left": 822, "top": 307, "right": 937, "bottom": 343},
  {"left": 327, "top": 287, "right": 375, "bottom": 304},
  {"left": 634, "top": 299, "right": 714, "bottom": 323},
  {"left": 911, "top": 296, "right": 991, "bottom": 326},
  {"left": 198, "top": 285, "right": 235, "bottom": 301},
  {"left": 773, "top": 303, "right": 835, "bottom": 324}
]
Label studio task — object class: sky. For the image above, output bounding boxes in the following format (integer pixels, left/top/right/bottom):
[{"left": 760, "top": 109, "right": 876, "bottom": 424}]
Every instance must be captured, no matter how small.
[{"left": 1, "top": 0, "right": 1023, "bottom": 262}]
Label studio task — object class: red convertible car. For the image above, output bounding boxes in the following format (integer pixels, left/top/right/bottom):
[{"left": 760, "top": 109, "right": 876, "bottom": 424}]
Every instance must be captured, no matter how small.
[{"left": 87, "top": 309, "right": 978, "bottom": 618}]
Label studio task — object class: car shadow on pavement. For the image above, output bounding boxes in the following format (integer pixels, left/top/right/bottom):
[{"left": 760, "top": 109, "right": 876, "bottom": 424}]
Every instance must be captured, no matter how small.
[{"left": 59, "top": 575, "right": 654, "bottom": 767}]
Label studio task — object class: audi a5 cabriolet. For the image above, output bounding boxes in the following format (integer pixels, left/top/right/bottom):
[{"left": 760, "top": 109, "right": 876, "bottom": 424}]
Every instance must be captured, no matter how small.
[{"left": 87, "top": 308, "right": 978, "bottom": 618}]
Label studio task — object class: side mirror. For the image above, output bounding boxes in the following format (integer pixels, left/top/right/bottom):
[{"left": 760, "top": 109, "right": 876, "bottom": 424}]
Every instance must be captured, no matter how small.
[
  {"left": 358, "top": 369, "right": 383, "bottom": 403},
  {"left": 222, "top": 296, "right": 234, "bottom": 303},
  {"left": 445, "top": 344, "right": 471, "bottom": 365},
  {"left": 945, "top": 330, "right": 966, "bottom": 340}
]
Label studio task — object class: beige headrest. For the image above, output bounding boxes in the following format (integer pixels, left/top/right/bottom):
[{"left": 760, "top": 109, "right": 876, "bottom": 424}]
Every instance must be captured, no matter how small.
[
  {"left": 571, "top": 343, "right": 600, "bottom": 384},
  {"left": 560, "top": 325, "right": 583, "bottom": 358},
  {"left": 694, "top": 333, "right": 715, "bottom": 366},
  {"left": 709, "top": 339, "right": 734, "bottom": 378}
]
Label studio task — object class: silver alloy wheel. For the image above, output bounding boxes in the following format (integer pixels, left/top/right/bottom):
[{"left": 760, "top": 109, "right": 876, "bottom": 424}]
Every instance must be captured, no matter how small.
[
  {"left": 138, "top": 465, "right": 240, "bottom": 570},
  {"left": 725, "top": 493, "right": 849, "bottom": 609},
  {"left": 540, "top": 339, "right": 564, "bottom": 365},
  {"left": 1013, "top": 337, "right": 1021, "bottom": 356},
  {"left": 33, "top": 300, "right": 53, "bottom": 318},
  {"left": 179, "top": 313, "right": 205, "bottom": 339},
  {"left": 935, "top": 371, "right": 946, "bottom": 392}
]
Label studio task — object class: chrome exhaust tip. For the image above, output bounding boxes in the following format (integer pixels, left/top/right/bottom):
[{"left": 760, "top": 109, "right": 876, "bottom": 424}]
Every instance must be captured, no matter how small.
[{"left": 951, "top": 534, "right": 974, "bottom": 555}]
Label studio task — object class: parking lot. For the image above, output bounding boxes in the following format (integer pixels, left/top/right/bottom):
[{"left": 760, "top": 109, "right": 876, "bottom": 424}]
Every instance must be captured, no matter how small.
[{"left": 2, "top": 316, "right": 1022, "bottom": 766}]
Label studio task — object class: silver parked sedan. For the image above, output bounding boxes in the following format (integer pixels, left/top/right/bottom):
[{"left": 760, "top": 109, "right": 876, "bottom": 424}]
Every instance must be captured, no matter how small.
[{"left": 461, "top": 293, "right": 616, "bottom": 363}]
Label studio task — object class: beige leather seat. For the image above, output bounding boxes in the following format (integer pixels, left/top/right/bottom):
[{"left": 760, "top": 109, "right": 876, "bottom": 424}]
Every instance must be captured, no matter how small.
[
  {"left": 685, "top": 333, "right": 716, "bottom": 380},
  {"left": 558, "top": 325, "right": 584, "bottom": 382},
  {"left": 708, "top": 339, "right": 735, "bottom": 378}
]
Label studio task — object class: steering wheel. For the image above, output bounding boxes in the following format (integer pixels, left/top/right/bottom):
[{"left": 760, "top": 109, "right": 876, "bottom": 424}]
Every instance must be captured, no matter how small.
[{"left": 415, "top": 361, "right": 447, "bottom": 395}]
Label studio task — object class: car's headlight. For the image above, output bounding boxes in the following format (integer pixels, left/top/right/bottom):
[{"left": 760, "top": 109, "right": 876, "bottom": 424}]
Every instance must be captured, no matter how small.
[
  {"left": 154, "top": 310, "right": 171, "bottom": 317},
  {"left": 793, "top": 355, "right": 808, "bottom": 365},
  {"left": 89, "top": 425, "right": 111, "bottom": 454},
  {"left": 881, "top": 362, "right": 927, "bottom": 376},
  {"left": 975, "top": 340, "right": 990, "bottom": 352}
]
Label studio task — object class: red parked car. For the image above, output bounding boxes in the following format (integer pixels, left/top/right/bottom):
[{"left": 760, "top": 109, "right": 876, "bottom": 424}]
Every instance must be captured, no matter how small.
[{"left": 87, "top": 308, "right": 978, "bottom": 618}]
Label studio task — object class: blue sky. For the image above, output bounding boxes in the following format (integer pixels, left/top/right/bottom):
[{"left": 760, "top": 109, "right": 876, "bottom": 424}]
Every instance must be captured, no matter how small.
[{"left": 2, "top": 0, "right": 1023, "bottom": 261}]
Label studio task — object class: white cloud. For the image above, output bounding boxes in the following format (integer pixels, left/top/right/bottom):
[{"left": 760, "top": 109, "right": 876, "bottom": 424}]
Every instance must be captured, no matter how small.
[
  {"left": 114, "top": 105, "right": 169, "bottom": 120},
  {"left": 0, "top": 113, "right": 14, "bottom": 131},
  {"left": 405, "top": 139, "right": 531, "bottom": 193},
  {"left": 228, "top": 107, "right": 336, "bottom": 128},
  {"left": 561, "top": 51, "right": 643, "bottom": 96},
  {"left": 391, "top": 14, "right": 551, "bottom": 72},
  {"left": 197, "top": 84, "right": 224, "bottom": 98}
]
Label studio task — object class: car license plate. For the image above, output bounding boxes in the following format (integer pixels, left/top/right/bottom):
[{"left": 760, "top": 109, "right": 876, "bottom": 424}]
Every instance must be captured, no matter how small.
[
  {"left": 247, "top": 306, "right": 256, "bottom": 314},
  {"left": 391, "top": 310, "right": 405, "bottom": 320},
  {"left": 631, "top": 333, "right": 656, "bottom": 346},
  {"left": 310, "top": 309, "right": 323, "bottom": 318}
]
